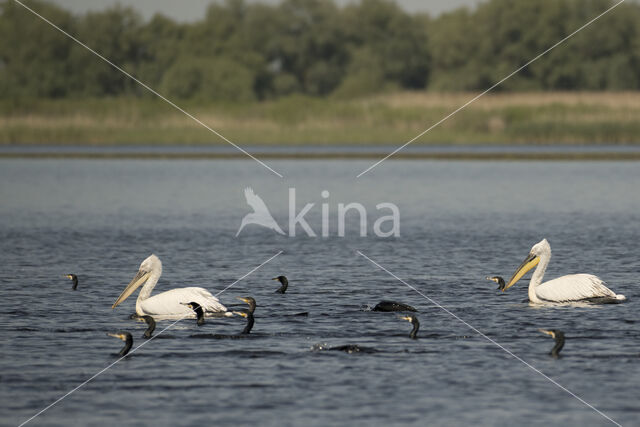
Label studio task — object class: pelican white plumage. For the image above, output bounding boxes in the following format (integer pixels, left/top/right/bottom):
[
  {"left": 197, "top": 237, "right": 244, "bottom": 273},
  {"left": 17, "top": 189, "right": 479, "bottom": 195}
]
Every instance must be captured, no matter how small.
[
  {"left": 112, "top": 254, "right": 230, "bottom": 318},
  {"left": 503, "top": 239, "right": 626, "bottom": 304},
  {"left": 236, "top": 187, "right": 285, "bottom": 236}
]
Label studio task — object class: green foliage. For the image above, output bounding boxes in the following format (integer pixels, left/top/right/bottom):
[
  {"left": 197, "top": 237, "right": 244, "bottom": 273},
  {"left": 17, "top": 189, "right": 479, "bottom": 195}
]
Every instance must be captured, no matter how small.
[
  {"left": 161, "top": 56, "right": 255, "bottom": 102},
  {"left": 1, "top": 0, "right": 640, "bottom": 102}
]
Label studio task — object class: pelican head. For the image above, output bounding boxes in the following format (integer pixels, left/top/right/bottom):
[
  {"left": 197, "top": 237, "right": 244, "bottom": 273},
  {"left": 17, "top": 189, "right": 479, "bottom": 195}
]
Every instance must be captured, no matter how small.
[
  {"left": 112, "top": 254, "right": 162, "bottom": 309},
  {"left": 503, "top": 239, "right": 550, "bottom": 291}
]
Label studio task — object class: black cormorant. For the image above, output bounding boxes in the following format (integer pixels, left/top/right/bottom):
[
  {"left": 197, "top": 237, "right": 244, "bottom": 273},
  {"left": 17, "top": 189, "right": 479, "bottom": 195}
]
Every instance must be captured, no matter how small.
[
  {"left": 183, "top": 302, "right": 206, "bottom": 326},
  {"left": 273, "top": 276, "right": 288, "bottom": 294},
  {"left": 65, "top": 274, "right": 78, "bottom": 290},
  {"left": 372, "top": 300, "right": 417, "bottom": 312},
  {"left": 107, "top": 331, "right": 133, "bottom": 356},
  {"left": 400, "top": 314, "right": 420, "bottom": 339},
  {"left": 539, "top": 329, "right": 565, "bottom": 358},
  {"left": 133, "top": 314, "right": 156, "bottom": 338},
  {"left": 486, "top": 276, "right": 506, "bottom": 291}
]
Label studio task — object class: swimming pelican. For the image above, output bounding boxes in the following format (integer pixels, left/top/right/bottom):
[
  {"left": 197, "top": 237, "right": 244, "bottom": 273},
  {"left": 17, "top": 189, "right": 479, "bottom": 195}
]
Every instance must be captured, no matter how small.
[
  {"left": 273, "top": 276, "right": 288, "bottom": 294},
  {"left": 539, "top": 329, "right": 565, "bottom": 358},
  {"left": 503, "top": 239, "right": 626, "bottom": 304},
  {"left": 236, "top": 187, "right": 285, "bottom": 236},
  {"left": 111, "top": 254, "right": 230, "bottom": 318},
  {"left": 107, "top": 331, "right": 133, "bottom": 356}
]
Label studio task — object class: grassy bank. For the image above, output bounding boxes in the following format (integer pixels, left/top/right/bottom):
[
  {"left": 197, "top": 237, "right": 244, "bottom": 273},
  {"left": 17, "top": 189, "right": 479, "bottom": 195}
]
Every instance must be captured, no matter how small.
[{"left": 2, "top": 92, "right": 640, "bottom": 145}]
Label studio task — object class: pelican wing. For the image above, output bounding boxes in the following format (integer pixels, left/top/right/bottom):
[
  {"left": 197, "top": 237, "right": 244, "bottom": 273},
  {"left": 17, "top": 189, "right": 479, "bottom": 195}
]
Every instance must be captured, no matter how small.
[
  {"left": 244, "top": 187, "right": 271, "bottom": 215},
  {"left": 535, "top": 274, "right": 617, "bottom": 302},
  {"left": 139, "top": 287, "right": 227, "bottom": 316}
]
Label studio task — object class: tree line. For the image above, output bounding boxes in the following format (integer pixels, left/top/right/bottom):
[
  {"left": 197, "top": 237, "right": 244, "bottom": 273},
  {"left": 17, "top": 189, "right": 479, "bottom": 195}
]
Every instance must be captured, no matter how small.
[{"left": 1, "top": 0, "right": 639, "bottom": 101}]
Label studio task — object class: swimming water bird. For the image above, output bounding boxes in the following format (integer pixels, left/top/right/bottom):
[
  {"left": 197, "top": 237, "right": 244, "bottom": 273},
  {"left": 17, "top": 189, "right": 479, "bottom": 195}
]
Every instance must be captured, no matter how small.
[
  {"left": 236, "top": 187, "right": 285, "bottom": 236},
  {"left": 237, "top": 296, "right": 257, "bottom": 314},
  {"left": 107, "top": 331, "right": 133, "bottom": 356},
  {"left": 111, "top": 254, "right": 230, "bottom": 318},
  {"left": 486, "top": 276, "right": 506, "bottom": 291},
  {"left": 235, "top": 311, "right": 254, "bottom": 334},
  {"left": 183, "top": 302, "right": 206, "bottom": 326},
  {"left": 539, "top": 329, "right": 565, "bottom": 358},
  {"left": 503, "top": 239, "right": 626, "bottom": 304},
  {"left": 372, "top": 300, "right": 417, "bottom": 312},
  {"left": 65, "top": 274, "right": 78, "bottom": 290},
  {"left": 187, "top": 299, "right": 254, "bottom": 337},
  {"left": 273, "top": 276, "right": 288, "bottom": 294},
  {"left": 399, "top": 314, "right": 420, "bottom": 339},
  {"left": 133, "top": 314, "right": 156, "bottom": 338}
]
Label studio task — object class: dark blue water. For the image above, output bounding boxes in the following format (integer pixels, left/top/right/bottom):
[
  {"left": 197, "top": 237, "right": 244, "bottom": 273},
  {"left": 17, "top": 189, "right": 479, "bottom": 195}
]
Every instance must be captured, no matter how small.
[{"left": 1, "top": 159, "right": 639, "bottom": 426}]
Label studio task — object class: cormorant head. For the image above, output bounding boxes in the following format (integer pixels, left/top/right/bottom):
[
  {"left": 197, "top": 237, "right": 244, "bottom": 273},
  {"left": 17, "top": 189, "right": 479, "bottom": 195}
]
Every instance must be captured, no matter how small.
[
  {"left": 107, "top": 331, "right": 132, "bottom": 342},
  {"left": 538, "top": 329, "right": 563, "bottom": 340},
  {"left": 134, "top": 315, "right": 155, "bottom": 326},
  {"left": 400, "top": 315, "right": 419, "bottom": 326},
  {"left": 486, "top": 276, "right": 506, "bottom": 291},
  {"left": 65, "top": 274, "right": 78, "bottom": 289},
  {"left": 237, "top": 296, "right": 257, "bottom": 312},
  {"left": 272, "top": 276, "right": 288, "bottom": 285},
  {"left": 182, "top": 302, "right": 205, "bottom": 325},
  {"left": 184, "top": 301, "right": 202, "bottom": 312}
]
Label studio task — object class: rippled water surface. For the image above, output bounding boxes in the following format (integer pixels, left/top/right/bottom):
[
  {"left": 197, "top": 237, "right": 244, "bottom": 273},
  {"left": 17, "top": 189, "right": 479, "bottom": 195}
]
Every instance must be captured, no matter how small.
[{"left": 1, "top": 158, "right": 639, "bottom": 426}]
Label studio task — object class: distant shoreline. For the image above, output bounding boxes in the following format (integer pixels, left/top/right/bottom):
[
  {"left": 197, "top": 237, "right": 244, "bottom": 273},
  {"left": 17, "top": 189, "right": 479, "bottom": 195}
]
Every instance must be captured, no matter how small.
[{"left": 3, "top": 151, "right": 640, "bottom": 161}]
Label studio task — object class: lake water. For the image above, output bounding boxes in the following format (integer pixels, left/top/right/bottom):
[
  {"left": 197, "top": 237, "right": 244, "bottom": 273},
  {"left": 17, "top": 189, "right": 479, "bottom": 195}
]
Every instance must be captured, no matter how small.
[{"left": 1, "top": 157, "right": 638, "bottom": 426}]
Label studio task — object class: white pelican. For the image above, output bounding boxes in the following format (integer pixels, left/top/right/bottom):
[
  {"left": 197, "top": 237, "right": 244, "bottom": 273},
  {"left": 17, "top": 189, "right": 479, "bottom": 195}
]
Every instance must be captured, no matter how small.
[
  {"left": 503, "top": 239, "right": 626, "bottom": 304},
  {"left": 112, "top": 254, "right": 230, "bottom": 318}
]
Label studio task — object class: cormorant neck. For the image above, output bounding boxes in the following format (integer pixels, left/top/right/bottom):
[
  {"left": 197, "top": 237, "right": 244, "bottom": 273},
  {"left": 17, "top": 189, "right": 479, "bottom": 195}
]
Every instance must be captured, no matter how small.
[
  {"left": 410, "top": 319, "right": 419, "bottom": 339},
  {"left": 120, "top": 335, "right": 133, "bottom": 356},
  {"left": 276, "top": 277, "right": 288, "bottom": 293},
  {"left": 241, "top": 313, "right": 254, "bottom": 334},
  {"left": 551, "top": 333, "right": 564, "bottom": 357},
  {"left": 72, "top": 276, "right": 78, "bottom": 290},
  {"left": 195, "top": 307, "right": 205, "bottom": 326},
  {"left": 144, "top": 318, "right": 156, "bottom": 338}
]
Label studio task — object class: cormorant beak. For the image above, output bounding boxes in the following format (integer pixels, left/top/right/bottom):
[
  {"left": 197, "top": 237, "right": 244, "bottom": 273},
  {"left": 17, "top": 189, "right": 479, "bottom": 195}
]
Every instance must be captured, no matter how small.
[
  {"left": 107, "top": 332, "right": 126, "bottom": 341},
  {"left": 234, "top": 311, "right": 248, "bottom": 318},
  {"left": 398, "top": 315, "right": 412, "bottom": 322},
  {"left": 271, "top": 277, "right": 278, "bottom": 281},
  {"left": 538, "top": 329, "right": 556, "bottom": 339},
  {"left": 112, "top": 269, "right": 151, "bottom": 309},
  {"left": 64, "top": 274, "right": 73, "bottom": 280},
  {"left": 503, "top": 253, "right": 540, "bottom": 291},
  {"left": 237, "top": 297, "right": 250, "bottom": 304}
]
